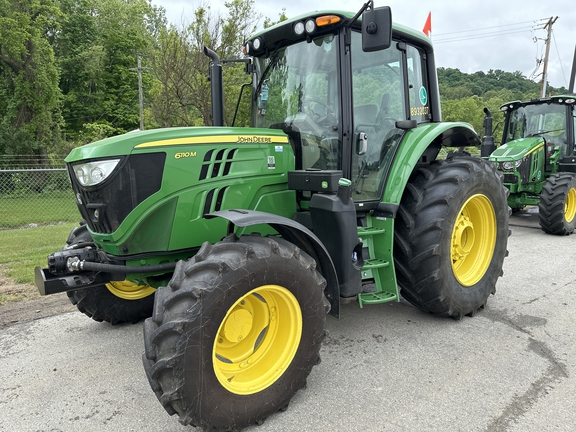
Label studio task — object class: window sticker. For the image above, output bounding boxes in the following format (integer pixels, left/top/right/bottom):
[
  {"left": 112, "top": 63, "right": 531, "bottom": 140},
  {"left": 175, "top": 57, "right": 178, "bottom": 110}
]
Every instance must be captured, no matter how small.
[{"left": 419, "top": 86, "right": 428, "bottom": 106}]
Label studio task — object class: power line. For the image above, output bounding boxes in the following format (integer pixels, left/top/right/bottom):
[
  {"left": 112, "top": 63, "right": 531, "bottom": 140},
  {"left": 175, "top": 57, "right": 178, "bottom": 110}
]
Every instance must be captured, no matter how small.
[
  {"left": 432, "top": 17, "right": 550, "bottom": 45},
  {"left": 552, "top": 31, "right": 568, "bottom": 88},
  {"left": 433, "top": 19, "right": 544, "bottom": 37},
  {"left": 434, "top": 28, "right": 535, "bottom": 44}
]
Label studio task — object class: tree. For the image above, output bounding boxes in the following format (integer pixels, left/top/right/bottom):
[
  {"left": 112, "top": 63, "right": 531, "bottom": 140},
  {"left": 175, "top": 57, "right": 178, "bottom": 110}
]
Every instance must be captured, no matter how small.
[
  {"left": 55, "top": 0, "right": 163, "bottom": 143},
  {"left": 0, "top": 0, "right": 63, "bottom": 156},
  {"left": 149, "top": 0, "right": 261, "bottom": 127}
]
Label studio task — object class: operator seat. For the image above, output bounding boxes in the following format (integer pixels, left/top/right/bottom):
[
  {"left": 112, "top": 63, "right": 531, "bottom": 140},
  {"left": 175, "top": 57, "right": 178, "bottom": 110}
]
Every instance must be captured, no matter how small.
[
  {"left": 367, "top": 93, "right": 399, "bottom": 168},
  {"left": 353, "top": 104, "right": 378, "bottom": 128},
  {"left": 375, "top": 93, "right": 396, "bottom": 131}
]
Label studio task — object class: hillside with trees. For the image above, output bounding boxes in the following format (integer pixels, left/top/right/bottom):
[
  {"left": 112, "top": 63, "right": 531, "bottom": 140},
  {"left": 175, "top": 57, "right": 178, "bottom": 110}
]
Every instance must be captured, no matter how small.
[
  {"left": 438, "top": 68, "right": 568, "bottom": 141},
  {"left": 0, "top": 0, "right": 569, "bottom": 157}
]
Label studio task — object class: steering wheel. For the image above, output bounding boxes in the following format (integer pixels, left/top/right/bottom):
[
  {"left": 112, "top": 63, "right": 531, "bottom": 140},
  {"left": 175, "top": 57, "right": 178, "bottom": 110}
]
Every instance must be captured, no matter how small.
[{"left": 302, "top": 98, "right": 337, "bottom": 126}]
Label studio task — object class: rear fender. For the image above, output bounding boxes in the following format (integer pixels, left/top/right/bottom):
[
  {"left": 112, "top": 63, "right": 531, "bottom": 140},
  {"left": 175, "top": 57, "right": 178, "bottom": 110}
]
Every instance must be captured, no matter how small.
[
  {"left": 206, "top": 209, "right": 340, "bottom": 317},
  {"left": 383, "top": 122, "right": 480, "bottom": 204}
]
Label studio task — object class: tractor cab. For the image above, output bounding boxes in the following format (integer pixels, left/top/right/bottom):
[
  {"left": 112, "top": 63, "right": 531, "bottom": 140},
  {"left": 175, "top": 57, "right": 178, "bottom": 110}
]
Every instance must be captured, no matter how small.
[
  {"left": 503, "top": 97, "right": 574, "bottom": 161},
  {"left": 245, "top": 7, "right": 438, "bottom": 205}
]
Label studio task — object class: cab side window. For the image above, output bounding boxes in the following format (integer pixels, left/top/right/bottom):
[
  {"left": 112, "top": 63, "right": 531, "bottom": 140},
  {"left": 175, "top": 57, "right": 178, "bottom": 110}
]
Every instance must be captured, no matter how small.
[
  {"left": 573, "top": 109, "right": 576, "bottom": 143},
  {"left": 406, "top": 45, "right": 431, "bottom": 123}
]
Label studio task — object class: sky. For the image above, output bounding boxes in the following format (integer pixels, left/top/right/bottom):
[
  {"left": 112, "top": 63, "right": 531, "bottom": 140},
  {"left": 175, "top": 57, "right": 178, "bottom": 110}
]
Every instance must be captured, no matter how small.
[{"left": 151, "top": 0, "right": 576, "bottom": 91}]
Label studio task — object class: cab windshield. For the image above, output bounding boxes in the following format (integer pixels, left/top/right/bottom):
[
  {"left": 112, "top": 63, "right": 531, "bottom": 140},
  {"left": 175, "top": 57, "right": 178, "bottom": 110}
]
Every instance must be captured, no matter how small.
[
  {"left": 504, "top": 103, "right": 566, "bottom": 147},
  {"left": 252, "top": 34, "right": 340, "bottom": 170}
]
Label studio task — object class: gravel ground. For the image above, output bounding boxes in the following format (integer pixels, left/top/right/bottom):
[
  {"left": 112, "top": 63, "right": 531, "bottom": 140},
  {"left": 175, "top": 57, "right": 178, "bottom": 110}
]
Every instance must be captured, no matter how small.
[{"left": 0, "top": 268, "right": 75, "bottom": 327}]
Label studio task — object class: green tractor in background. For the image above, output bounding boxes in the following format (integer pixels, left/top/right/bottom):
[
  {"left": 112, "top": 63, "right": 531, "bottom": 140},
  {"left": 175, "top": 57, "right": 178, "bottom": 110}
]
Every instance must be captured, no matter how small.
[
  {"left": 486, "top": 49, "right": 576, "bottom": 235},
  {"left": 35, "top": 2, "right": 509, "bottom": 430}
]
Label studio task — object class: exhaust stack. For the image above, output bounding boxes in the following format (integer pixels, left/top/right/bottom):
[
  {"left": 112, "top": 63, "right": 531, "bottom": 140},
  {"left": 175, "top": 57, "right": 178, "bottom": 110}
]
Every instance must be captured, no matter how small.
[
  {"left": 203, "top": 46, "right": 224, "bottom": 126},
  {"left": 481, "top": 107, "right": 496, "bottom": 158}
]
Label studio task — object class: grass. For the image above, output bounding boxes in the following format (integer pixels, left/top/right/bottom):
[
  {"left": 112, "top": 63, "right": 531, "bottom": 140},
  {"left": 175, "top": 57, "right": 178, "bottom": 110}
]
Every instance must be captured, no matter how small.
[
  {"left": 437, "top": 146, "right": 481, "bottom": 159},
  {"left": 0, "top": 222, "right": 78, "bottom": 304},
  {"left": 0, "top": 192, "right": 79, "bottom": 229}
]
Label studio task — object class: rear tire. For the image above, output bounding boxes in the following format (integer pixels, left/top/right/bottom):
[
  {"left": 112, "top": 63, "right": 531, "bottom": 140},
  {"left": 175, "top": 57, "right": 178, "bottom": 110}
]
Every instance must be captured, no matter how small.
[
  {"left": 64, "top": 224, "right": 155, "bottom": 325},
  {"left": 538, "top": 172, "right": 576, "bottom": 235},
  {"left": 143, "top": 234, "right": 327, "bottom": 430},
  {"left": 394, "top": 156, "right": 509, "bottom": 319}
]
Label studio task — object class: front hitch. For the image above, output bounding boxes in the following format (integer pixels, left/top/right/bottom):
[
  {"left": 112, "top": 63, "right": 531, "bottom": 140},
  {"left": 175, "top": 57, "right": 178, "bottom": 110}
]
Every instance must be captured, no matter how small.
[
  {"left": 35, "top": 265, "right": 114, "bottom": 296},
  {"left": 35, "top": 246, "right": 119, "bottom": 296},
  {"left": 35, "top": 246, "right": 177, "bottom": 296},
  {"left": 48, "top": 247, "right": 100, "bottom": 274}
]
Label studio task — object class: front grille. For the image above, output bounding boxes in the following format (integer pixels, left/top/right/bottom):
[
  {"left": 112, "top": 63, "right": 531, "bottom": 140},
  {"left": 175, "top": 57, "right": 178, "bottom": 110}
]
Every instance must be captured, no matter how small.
[
  {"left": 503, "top": 174, "right": 517, "bottom": 184},
  {"left": 518, "top": 154, "right": 532, "bottom": 184},
  {"left": 69, "top": 153, "right": 166, "bottom": 234}
]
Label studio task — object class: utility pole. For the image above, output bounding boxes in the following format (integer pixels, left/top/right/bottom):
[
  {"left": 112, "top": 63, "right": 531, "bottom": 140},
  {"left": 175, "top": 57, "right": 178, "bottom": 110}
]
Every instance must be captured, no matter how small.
[
  {"left": 540, "top": 16, "right": 558, "bottom": 98},
  {"left": 130, "top": 53, "right": 145, "bottom": 130},
  {"left": 569, "top": 45, "right": 576, "bottom": 94}
]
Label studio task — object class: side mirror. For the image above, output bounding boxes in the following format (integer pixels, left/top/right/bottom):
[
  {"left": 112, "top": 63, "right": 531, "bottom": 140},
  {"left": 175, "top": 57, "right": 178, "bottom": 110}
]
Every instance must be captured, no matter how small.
[{"left": 362, "top": 6, "right": 392, "bottom": 52}]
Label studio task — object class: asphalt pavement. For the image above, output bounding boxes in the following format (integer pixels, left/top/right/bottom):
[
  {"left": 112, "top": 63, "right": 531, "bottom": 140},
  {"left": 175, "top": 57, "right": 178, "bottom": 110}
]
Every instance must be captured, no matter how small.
[{"left": 1, "top": 208, "right": 575, "bottom": 432}]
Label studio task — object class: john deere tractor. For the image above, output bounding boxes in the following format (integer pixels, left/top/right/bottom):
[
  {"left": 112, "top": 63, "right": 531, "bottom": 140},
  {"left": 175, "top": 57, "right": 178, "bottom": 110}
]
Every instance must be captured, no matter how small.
[
  {"left": 35, "top": 2, "right": 509, "bottom": 430},
  {"left": 486, "top": 50, "right": 576, "bottom": 235},
  {"left": 486, "top": 96, "right": 576, "bottom": 235}
]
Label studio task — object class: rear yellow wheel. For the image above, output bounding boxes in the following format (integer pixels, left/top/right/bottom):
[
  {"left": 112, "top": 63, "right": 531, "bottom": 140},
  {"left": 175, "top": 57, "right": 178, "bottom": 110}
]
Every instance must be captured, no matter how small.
[
  {"left": 213, "top": 285, "right": 302, "bottom": 394},
  {"left": 451, "top": 194, "right": 496, "bottom": 286},
  {"left": 564, "top": 187, "right": 576, "bottom": 223},
  {"left": 539, "top": 173, "right": 576, "bottom": 235},
  {"left": 394, "top": 156, "right": 509, "bottom": 318}
]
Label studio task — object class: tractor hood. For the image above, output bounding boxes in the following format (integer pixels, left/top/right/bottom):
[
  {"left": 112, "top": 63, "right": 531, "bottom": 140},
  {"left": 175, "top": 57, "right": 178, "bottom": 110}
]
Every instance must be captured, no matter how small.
[
  {"left": 63, "top": 125, "right": 295, "bottom": 256},
  {"left": 489, "top": 137, "right": 544, "bottom": 162},
  {"left": 65, "top": 127, "right": 289, "bottom": 163}
]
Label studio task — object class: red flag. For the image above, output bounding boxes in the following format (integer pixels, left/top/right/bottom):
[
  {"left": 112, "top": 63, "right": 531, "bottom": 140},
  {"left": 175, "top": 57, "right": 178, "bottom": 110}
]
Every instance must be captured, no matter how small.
[{"left": 423, "top": 12, "right": 432, "bottom": 37}]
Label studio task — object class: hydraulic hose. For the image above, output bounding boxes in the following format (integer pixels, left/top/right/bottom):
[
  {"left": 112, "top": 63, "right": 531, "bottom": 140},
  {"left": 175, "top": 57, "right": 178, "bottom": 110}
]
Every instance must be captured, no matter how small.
[{"left": 74, "top": 260, "right": 177, "bottom": 273}]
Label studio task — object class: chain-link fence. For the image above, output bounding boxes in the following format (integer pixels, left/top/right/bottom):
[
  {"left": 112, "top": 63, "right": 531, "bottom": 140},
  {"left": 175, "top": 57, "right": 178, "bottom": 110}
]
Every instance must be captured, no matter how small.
[{"left": 0, "top": 156, "right": 80, "bottom": 230}]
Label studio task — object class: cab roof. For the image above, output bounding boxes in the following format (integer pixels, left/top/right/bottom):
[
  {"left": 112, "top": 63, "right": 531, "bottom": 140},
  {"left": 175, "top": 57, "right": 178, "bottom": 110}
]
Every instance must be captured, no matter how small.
[{"left": 247, "top": 9, "right": 432, "bottom": 53}]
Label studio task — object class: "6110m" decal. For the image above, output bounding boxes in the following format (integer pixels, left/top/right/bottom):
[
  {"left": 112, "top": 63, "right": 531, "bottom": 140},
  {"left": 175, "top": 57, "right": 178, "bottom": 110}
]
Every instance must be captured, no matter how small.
[{"left": 175, "top": 152, "right": 197, "bottom": 159}]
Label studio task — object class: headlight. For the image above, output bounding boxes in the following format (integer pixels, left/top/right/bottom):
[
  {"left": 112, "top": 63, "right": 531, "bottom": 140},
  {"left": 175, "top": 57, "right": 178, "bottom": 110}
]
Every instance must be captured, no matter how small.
[
  {"left": 501, "top": 160, "right": 522, "bottom": 171},
  {"left": 73, "top": 159, "right": 121, "bottom": 186}
]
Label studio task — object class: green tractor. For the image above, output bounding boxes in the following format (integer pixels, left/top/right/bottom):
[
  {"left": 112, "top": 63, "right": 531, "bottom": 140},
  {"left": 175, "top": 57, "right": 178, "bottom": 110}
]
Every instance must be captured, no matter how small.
[
  {"left": 486, "top": 51, "right": 576, "bottom": 235},
  {"left": 35, "top": 2, "right": 509, "bottom": 430}
]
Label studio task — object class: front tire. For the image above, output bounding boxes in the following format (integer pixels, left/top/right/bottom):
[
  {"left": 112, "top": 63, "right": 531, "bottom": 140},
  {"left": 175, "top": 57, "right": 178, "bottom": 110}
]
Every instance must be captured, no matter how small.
[
  {"left": 538, "top": 172, "right": 576, "bottom": 235},
  {"left": 64, "top": 224, "right": 156, "bottom": 325},
  {"left": 67, "top": 281, "right": 155, "bottom": 325},
  {"left": 143, "top": 234, "right": 327, "bottom": 430},
  {"left": 394, "top": 156, "right": 509, "bottom": 319}
]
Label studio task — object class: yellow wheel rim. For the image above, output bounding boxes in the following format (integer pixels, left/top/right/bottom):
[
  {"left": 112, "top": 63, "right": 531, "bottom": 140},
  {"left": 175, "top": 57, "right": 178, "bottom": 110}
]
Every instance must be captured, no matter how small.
[
  {"left": 565, "top": 188, "right": 576, "bottom": 223},
  {"left": 105, "top": 280, "right": 156, "bottom": 300},
  {"left": 451, "top": 194, "right": 497, "bottom": 286},
  {"left": 213, "top": 285, "right": 302, "bottom": 395}
]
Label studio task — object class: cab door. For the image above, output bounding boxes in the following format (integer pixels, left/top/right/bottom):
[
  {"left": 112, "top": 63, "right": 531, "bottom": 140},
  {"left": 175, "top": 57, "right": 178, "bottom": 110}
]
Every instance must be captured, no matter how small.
[{"left": 350, "top": 32, "right": 431, "bottom": 203}]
